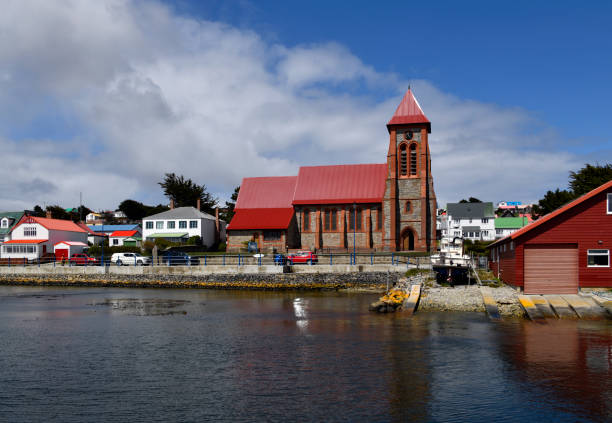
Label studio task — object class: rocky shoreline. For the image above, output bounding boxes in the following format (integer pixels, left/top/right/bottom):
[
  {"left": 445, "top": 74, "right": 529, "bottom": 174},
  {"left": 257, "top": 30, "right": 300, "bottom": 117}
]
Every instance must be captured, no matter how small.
[{"left": 0, "top": 271, "right": 526, "bottom": 317}]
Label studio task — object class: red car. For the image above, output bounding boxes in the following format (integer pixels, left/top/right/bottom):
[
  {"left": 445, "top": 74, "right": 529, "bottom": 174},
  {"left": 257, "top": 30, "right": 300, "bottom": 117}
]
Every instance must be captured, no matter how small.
[
  {"left": 69, "top": 253, "right": 99, "bottom": 266},
  {"left": 286, "top": 250, "right": 318, "bottom": 265}
]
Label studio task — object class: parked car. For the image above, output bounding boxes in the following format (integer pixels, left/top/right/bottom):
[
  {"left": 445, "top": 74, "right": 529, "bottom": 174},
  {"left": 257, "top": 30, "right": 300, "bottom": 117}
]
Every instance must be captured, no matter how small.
[
  {"left": 69, "top": 253, "right": 99, "bottom": 266},
  {"left": 286, "top": 250, "right": 318, "bottom": 265},
  {"left": 111, "top": 253, "right": 151, "bottom": 266},
  {"left": 161, "top": 250, "right": 199, "bottom": 266}
]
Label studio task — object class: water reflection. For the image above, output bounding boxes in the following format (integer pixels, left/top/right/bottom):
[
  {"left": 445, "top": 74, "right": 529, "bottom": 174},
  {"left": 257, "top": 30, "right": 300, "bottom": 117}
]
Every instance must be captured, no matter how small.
[{"left": 0, "top": 286, "right": 610, "bottom": 422}]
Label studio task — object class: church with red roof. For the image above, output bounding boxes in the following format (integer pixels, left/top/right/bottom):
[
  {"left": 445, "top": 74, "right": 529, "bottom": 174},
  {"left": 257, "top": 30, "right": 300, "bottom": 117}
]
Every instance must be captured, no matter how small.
[{"left": 227, "top": 88, "right": 437, "bottom": 253}]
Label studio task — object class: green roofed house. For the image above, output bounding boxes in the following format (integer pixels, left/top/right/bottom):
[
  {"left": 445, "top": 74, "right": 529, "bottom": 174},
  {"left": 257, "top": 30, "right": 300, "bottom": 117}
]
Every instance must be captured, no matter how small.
[
  {"left": 494, "top": 216, "right": 530, "bottom": 239},
  {"left": 0, "top": 211, "right": 25, "bottom": 245}
]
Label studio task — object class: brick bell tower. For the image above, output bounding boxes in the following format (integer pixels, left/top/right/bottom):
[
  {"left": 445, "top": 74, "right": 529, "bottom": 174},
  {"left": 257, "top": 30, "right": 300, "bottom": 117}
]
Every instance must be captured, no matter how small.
[{"left": 382, "top": 88, "right": 437, "bottom": 252}]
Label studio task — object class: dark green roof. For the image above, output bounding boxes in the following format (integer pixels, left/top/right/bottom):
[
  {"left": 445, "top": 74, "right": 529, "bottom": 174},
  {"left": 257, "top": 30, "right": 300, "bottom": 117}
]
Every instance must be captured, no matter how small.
[
  {"left": 0, "top": 211, "right": 24, "bottom": 235},
  {"left": 446, "top": 202, "right": 494, "bottom": 219}
]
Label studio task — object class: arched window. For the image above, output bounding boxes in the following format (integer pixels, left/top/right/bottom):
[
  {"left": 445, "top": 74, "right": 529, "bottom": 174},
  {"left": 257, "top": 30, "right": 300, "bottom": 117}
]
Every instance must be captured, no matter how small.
[
  {"left": 409, "top": 144, "right": 417, "bottom": 176},
  {"left": 405, "top": 201, "right": 411, "bottom": 213},
  {"left": 400, "top": 144, "right": 407, "bottom": 176}
]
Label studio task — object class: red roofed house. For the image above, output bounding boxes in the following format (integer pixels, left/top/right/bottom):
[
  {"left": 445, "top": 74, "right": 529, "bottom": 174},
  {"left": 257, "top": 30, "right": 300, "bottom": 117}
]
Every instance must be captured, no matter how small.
[
  {"left": 488, "top": 180, "right": 612, "bottom": 294},
  {"left": 109, "top": 229, "right": 142, "bottom": 247},
  {"left": 227, "top": 88, "right": 437, "bottom": 252},
  {"left": 1, "top": 215, "right": 87, "bottom": 261}
]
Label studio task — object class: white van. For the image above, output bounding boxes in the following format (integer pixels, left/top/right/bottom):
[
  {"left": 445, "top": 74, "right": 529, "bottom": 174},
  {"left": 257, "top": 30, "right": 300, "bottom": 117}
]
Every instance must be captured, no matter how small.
[{"left": 110, "top": 253, "right": 151, "bottom": 266}]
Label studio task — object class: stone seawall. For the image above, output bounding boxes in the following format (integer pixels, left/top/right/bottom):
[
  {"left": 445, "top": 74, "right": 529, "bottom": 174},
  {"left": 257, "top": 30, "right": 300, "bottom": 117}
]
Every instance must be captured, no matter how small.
[{"left": 0, "top": 270, "right": 403, "bottom": 291}]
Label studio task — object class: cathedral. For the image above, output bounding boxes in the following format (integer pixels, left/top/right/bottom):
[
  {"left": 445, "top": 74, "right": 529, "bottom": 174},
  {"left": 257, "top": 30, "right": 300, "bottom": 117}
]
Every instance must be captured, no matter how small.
[{"left": 227, "top": 88, "right": 437, "bottom": 252}]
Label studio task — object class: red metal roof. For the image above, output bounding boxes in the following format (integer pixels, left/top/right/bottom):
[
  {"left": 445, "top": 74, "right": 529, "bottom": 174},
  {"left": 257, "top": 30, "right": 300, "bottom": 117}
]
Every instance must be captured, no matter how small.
[
  {"left": 110, "top": 230, "right": 139, "bottom": 237},
  {"left": 235, "top": 176, "right": 297, "bottom": 209},
  {"left": 3, "top": 239, "right": 48, "bottom": 244},
  {"left": 292, "top": 164, "right": 387, "bottom": 205},
  {"left": 15, "top": 216, "right": 87, "bottom": 233},
  {"left": 228, "top": 208, "right": 294, "bottom": 230},
  {"left": 387, "top": 88, "right": 431, "bottom": 131},
  {"left": 490, "top": 179, "right": 612, "bottom": 247}
]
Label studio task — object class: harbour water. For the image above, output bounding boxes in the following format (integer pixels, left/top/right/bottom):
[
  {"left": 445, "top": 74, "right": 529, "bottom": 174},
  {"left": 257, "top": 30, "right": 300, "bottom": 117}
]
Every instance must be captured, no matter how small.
[{"left": 0, "top": 286, "right": 610, "bottom": 422}]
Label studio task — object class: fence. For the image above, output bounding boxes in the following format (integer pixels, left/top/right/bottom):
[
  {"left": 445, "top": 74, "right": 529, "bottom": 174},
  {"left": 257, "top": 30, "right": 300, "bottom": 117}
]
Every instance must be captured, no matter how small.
[{"left": 0, "top": 252, "right": 431, "bottom": 269}]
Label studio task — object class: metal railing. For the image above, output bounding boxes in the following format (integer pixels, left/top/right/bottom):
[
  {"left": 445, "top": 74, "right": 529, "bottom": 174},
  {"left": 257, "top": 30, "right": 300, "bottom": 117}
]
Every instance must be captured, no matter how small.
[{"left": 0, "top": 252, "right": 431, "bottom": 268}]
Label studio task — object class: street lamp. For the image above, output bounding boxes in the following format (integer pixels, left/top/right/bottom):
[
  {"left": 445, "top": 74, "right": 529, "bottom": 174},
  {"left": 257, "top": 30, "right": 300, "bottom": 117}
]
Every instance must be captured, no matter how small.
[{"left": 353, "top": 202, "right": 356, "bottom": 265}]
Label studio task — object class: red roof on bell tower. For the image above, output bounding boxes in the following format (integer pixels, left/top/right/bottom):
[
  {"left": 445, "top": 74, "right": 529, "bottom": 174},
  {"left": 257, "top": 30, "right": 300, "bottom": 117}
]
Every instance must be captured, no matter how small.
[{"left": 387, "top": 88, "right": 431, "bottom": 132}]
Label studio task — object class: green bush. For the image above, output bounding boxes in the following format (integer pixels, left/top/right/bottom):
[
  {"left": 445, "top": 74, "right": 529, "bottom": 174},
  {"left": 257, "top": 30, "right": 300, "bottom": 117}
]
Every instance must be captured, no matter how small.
[
  {"left": 187, "top": 235, "right": 201, "bottom": 246},
  {"left": 217, "top": 242, "right": 226, "bottom": 252}
]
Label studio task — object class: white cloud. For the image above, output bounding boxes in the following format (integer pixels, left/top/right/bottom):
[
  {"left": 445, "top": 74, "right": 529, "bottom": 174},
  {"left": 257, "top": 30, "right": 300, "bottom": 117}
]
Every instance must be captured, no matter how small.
[{"left": 0, "top": 0, "right": 590, "bottom": 211}]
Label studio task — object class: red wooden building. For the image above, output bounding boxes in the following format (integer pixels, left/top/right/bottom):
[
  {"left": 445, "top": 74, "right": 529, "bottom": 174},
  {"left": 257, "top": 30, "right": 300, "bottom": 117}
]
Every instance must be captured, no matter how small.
[{"left": 488, "top": 180, "right": 612, "bottom": 294}]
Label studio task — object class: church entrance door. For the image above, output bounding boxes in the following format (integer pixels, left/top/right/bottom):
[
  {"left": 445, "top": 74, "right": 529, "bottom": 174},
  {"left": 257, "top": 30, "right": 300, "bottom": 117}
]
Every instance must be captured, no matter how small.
[{"left": 401, "top": 228, "right": 415, "bottom": 251}]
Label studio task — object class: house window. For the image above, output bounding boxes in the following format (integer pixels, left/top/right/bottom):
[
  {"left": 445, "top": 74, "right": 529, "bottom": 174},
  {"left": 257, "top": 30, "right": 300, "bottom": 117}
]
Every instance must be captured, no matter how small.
[
  {"left": 409, "top": 144, "right": 417, "bottom": 176},
  {"left": 156, "top": 221, "right": 164, "bottom": 229},
  {"left": 510, "top": 241, "right": 514, "bottom": 250},
  {"left": 324, "top": 210, "right": 331, "bottom": 231},
  {"left": 24, "top": 226, "right": 37, "bottom": 237},
  {"left": 145, "top": 221, "right": 153, "bottom": 229},
  {"left": 179, "top": 221, "right": 187, "bottom": 229},
  {"left": 167, "top": 221, "right": 176, "bottom": 229},
  {"left": 1, "top": 219, "right": 8, "bottom": 228},
  {"left": 496, "top": 229, "right": 503, "bottom": 235},
  {"left": 113, "top": 239, "right": 119, "bottom": 246},
  {"left": 190, "top": 220, "right": 198, "bottom": 229},
  {"left": 405, "top": 201, "right": 411, "bottom": 213},
  {"left": 608, "top": 193, "right": 612, "bottom": 214},
  {"left": 587, "top": 249, "right": 609, "bottom": 267},
  {"left": 356, "top": 208, "right": 362, "bottom": 230},
  {"left": 482, "top": 218, "right": 488, "bottom": 223},
  {"left": 482, "top": 230, "right": 488, "bottom": 237},
  {"left": 264, "top": 230, "right": 281, "bottom": 241},
  {"left": 376, "top": 207, "right": 382, "bottom": 230},
  {"left": 349, "top": 208, "right": 355, "bottom": 230},
  {"left": 399, "top": 144, "right": 407, "bottom": 176},
  {"left": 303, "top": 209, "right": 310, "bottom": 231}
]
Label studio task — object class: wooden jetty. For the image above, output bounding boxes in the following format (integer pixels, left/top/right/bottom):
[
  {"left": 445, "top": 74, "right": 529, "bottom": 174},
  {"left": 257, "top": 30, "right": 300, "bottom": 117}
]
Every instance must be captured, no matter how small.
[
  {"left": 402, "top": 284, "right": 421, "bottom": 316},
  {"left": 518, "top": 295, "right": 546, "bottom": 321},
  {"left": 479, "top": 286, "right": 500, "bottom": 320}
]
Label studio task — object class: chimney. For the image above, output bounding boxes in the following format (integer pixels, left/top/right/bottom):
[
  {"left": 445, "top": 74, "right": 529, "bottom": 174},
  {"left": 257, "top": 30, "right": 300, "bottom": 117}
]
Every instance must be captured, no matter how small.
[
  {"left": 46, "top": 210, "right": 52, "bottom": 219},
  {"left": 170, "top": 199, "right": 175, "bottom": 209},
  {"left": 197, "top": 198, "right": 201, "bottom": 211},
  {"left": 215, "top": 207, "right": 220, "bottom": 243}
]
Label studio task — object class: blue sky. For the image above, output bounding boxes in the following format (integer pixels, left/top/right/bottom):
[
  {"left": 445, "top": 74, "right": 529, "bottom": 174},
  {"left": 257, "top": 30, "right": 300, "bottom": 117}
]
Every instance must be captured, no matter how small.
[
  {"left": 166, "top": 0, "right": 612, "bottom": 142},
  {"left": 0, "top": 0, "right": 610, "bottom": 211}
]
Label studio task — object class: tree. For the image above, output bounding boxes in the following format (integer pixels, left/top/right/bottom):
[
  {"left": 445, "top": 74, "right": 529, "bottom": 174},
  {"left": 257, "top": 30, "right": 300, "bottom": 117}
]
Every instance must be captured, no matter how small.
[
  {"left": 119, "top": 199, "right": 170, "bottom": 222},
  {"left": 158, "top": 173, "right": 217, "bottom": 214},
  {"left": 459, "top": 197, "right": 482, "bottom": 203},
  {"left": 119, "top": 199, "right": 148, "bottom": 221},
  {"left": 532, "top": 189, "right": 575, "bottom": 218},
  {"left": 45, "top": 205, "right": 71, "bottom": 220},
  {"left": 532, "top": 163, "right": 612, "bottom": 219},
  {"left": 31, "top": 205, "right": 46, "bottom": 217},
  {"left": 569, "top": 163, "right": 612, "bottom": 197},
  {"left": 220, "top": 186, "right": 240, "bottom": 222}
]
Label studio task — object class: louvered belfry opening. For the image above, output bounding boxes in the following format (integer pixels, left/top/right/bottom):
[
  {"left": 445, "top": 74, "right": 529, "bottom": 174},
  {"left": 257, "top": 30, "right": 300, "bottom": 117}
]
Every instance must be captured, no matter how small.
[{"left": 409, "top": 144, "right": 417, "bottom": 176}]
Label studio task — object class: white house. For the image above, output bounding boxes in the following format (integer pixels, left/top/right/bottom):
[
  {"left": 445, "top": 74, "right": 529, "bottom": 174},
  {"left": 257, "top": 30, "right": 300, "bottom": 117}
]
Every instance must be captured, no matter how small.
[
  {"left": 109, "top": 229, "right": 142, "bottom": 247},
  {"left": 142, "top": 207, "right": 226, "bottom": 248},
  {"left": 445, "top": 202, "right": 495, "bottom": 242},
  {"left": 2, "top": 216, "right": 88, "bottom": 261}
]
